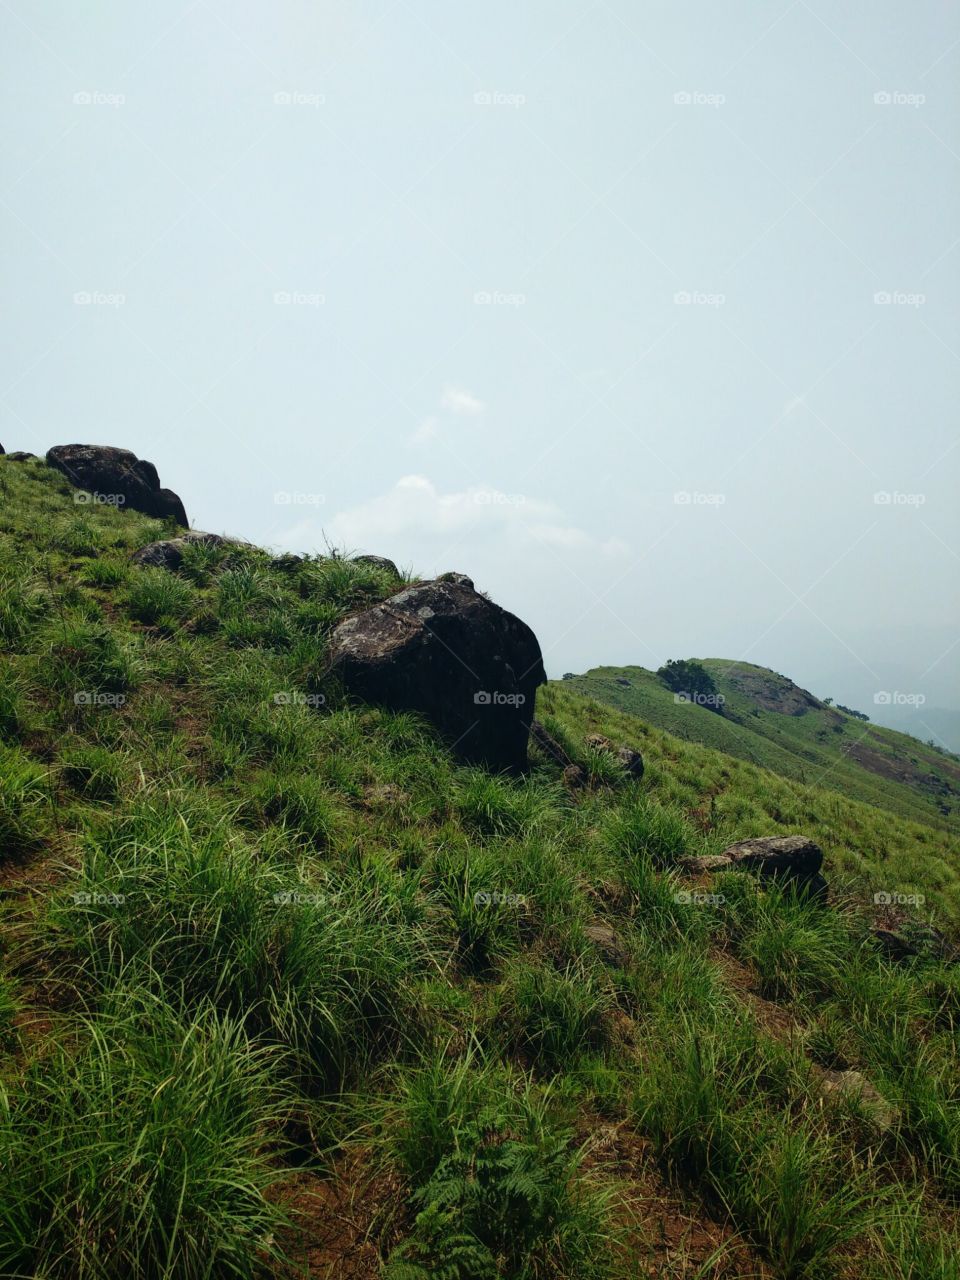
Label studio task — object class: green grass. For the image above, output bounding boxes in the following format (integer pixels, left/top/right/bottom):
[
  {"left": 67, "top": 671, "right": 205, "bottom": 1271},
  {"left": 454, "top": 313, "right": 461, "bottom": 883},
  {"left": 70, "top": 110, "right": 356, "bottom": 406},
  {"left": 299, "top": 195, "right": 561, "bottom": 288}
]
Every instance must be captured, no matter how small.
[{"left": 0, "top": 454, "right": 958, "bottom": 1277}]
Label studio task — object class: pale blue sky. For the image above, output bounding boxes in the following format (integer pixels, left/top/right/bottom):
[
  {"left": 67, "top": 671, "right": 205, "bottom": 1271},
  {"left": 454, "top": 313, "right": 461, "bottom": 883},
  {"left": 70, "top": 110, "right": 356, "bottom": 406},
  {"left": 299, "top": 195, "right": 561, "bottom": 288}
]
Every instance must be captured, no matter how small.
[{"left": 2, "top": 2, "right": 958, "bottom": 728}]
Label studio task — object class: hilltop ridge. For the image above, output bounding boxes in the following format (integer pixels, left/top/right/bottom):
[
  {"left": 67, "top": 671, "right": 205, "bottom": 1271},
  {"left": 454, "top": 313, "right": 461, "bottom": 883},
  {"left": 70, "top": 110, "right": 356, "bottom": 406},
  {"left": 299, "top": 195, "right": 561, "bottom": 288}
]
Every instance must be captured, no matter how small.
[
  {"left": 564, "top": 661, "right": 960, "bottom": 834},
  {"left": 1, "top": 450, "right": 959, "bottom": 1278}
]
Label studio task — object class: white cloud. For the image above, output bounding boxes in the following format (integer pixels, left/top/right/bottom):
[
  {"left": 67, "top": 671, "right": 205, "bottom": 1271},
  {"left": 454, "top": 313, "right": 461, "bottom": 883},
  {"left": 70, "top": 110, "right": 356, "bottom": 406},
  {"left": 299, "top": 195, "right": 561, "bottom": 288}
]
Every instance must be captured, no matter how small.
[
  {"left": 412, "top": 416, "right": 439, "bottom": 444},
  {"left": 319, "top": 475, "right": 627, "bottom": 560},
  {"left": 440, "top": 385, "right": 485, "bottom": 415}
]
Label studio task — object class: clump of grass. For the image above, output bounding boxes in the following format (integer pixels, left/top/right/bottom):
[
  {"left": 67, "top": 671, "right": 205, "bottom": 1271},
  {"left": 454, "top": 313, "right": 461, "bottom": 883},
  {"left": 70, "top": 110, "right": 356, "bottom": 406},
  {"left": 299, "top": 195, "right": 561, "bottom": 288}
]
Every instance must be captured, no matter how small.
[
  {"left": 379, "top": 1045, "right": 615, "bottom": 1279},
  {"left": 53, "top": 813, "right": 436, "bottom": 1093},
  {"left": 60, "top": 744, "right": 127, "bottom": 803},
  {"left": 0, "top": 668, "right": 27, "bottom": 742},
  {"left": 247, "top": 770, "right": 343, "bottom": 848},
  {"left": 0, "top": 569, "right": 48, "bottom": 648},
  {"left": 497, "top": 955, "right": 612, "bottom": 1073},
  {"left": 43, "top": 620, "right": 139, "bottom": 697},
  {"left": 81, "top": 556, "right": 130, "bottom": 588},
  {"left": 0, "top": 995, "right": 292, "bottom": 1278},
  {"left": 53, "top": 516, "right": 101, "bottom": 557},
  {"left": 125, "top": 568, "right": 196, "bottom": 626},
  {"left": 602, "top": 792, "right": 697, "bottom": 866},
  {"left": 0, "top": 746, "right": 49, "bottom": 859},
  {"left": 455, "top": 771, "right": 563, "bottom": 837},
  {"left": 428, "top": 843, "right": 530, "bottom": 972}
]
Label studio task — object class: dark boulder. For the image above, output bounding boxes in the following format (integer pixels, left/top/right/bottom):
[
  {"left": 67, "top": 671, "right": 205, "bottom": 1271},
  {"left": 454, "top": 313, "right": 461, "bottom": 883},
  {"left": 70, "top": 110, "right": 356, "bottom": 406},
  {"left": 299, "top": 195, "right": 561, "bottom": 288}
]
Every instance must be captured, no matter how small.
[
  {"left": 437, "top": 571, "right": 475, "bottom": 590},
  {"left": 719, "top": 835, "right": 826, "bottom": 899},
  {"left": 678, "top": 853, "right": 737, "bottom": 875},
  {"left": 131, "top": 532, "right": 230, "bottom": 570},
  {"left": 722, "top": 835, "right": 823, "bottom": 880},
  {"left": 327, "top": 577, "right": 545, "bottom": 772},
  {"left": 5, "top": 451, "right": 35, "bottom": 461},
  {"left": 563, "top": 763, "right": 588, "bottom": 791},
  {"left": 616, "top": 745, "right": 644, "bottom": 779},
  {"left": 46, "top": 444, "right": 187, "bottom": 525}
]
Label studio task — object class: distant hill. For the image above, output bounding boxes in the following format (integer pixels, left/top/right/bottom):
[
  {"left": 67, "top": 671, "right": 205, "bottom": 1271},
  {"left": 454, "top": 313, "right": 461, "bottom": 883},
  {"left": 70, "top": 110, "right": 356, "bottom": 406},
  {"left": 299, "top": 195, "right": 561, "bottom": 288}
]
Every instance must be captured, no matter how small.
[{"left": 562, "top": 660, "right": 960, "bottom": 833}]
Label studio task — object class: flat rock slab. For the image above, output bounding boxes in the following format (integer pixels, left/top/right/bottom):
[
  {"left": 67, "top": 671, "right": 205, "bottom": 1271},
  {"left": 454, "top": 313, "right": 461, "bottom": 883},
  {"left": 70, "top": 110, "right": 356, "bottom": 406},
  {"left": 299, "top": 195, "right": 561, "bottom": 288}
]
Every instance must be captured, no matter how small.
[
  {"left": 327, "top": 578, "right": 545, "bottom": 773},
  {"left": 819, "top": 1068, "right": 898, "bottom": 1131},
  {"left": 721, "top": 835, "right": 823, "bottom": 879}
]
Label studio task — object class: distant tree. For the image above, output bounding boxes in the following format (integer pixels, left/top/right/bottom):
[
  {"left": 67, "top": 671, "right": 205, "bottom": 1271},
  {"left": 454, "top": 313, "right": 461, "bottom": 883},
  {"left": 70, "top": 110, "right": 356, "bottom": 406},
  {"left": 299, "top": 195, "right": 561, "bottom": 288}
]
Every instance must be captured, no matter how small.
[
  {"left": 823, "top": 697, "right": 834, "bottom": 706},
  {"left": 657, "top": 659, "right": 722, "bottom": 713},
  {"left": 836, "top": 703, "right": 870, "bottom": 722},
  {"left": 562, "top": 672, "right": 575, "bottom": 681}
]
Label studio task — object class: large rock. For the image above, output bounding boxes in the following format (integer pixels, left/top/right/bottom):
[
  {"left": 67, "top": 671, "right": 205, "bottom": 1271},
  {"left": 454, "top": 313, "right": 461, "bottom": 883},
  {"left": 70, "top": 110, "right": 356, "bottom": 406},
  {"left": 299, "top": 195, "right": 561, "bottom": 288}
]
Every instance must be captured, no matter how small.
[
  {"left": 130, "top": 532, "right": 231, "bottom": 570},
  {"left": 722, "top": 835, "right": 823, "bottom": 879},
  {"left": 46, "top": 444, "right": 187, "bottom": 525},
  {"left": 327, "top": 578, "right": 545, "bottom": 772}
]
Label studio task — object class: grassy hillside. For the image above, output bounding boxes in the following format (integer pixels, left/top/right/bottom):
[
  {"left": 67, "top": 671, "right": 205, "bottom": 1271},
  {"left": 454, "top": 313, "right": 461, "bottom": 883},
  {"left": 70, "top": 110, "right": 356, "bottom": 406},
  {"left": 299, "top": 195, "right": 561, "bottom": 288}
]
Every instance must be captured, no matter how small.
[
  {"left": 1, "top": 454, "right": 959, "bottom": 1278},
  {"left": 564, "top": 664, "right": 960, "bottom": 835}
]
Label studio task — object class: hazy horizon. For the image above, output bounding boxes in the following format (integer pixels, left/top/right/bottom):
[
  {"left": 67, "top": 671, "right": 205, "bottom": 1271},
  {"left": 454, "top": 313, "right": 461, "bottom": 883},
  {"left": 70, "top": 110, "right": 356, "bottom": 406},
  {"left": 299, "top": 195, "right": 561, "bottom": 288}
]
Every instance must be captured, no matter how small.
[{"left": 2, "top": 2, "right": 957, "bottom": 731}]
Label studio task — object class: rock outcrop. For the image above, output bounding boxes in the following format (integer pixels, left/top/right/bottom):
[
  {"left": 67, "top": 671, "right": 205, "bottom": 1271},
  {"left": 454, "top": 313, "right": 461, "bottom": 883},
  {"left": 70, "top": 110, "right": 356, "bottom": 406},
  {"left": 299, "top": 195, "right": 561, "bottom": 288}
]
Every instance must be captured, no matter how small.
[
  {"left": 327, "top": 577, "right": 545, "bottom": 772},
  {"left": 682, "top": 835, "right": 826, "bottom": 899},
  {"left": 46, "top": 444, "right": 187, "bottom": 526}
]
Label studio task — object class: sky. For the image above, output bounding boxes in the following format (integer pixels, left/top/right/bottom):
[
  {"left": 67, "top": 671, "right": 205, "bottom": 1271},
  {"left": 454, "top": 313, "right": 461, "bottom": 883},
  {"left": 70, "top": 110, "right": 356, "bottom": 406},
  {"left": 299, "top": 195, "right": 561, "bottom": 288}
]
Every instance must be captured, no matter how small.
[{"left": 2, "top": 1, "right": 958, "bottom": 732}]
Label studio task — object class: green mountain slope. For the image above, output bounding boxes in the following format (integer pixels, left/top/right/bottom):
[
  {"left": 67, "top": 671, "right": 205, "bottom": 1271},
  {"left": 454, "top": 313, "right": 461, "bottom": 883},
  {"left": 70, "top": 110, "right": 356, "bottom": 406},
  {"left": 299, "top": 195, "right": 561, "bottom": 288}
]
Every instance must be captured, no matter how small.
[
  {"left": 2, "top": 454, "right": 959, "bottom": 1278},
  {"left": 564, "top": 662, "right": 960, "bottom": 834}
]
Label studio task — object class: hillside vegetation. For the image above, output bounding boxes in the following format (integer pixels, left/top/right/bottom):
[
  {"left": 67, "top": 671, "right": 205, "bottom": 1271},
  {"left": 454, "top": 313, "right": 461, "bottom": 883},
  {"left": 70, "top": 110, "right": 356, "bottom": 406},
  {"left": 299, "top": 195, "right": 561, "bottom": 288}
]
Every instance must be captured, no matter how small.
[
  {"left": 1, "top": 454, "right": 959, "bottom": 1279},
  {"left": 565, "top": 664, "right": 960, "bottom": 836}
]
